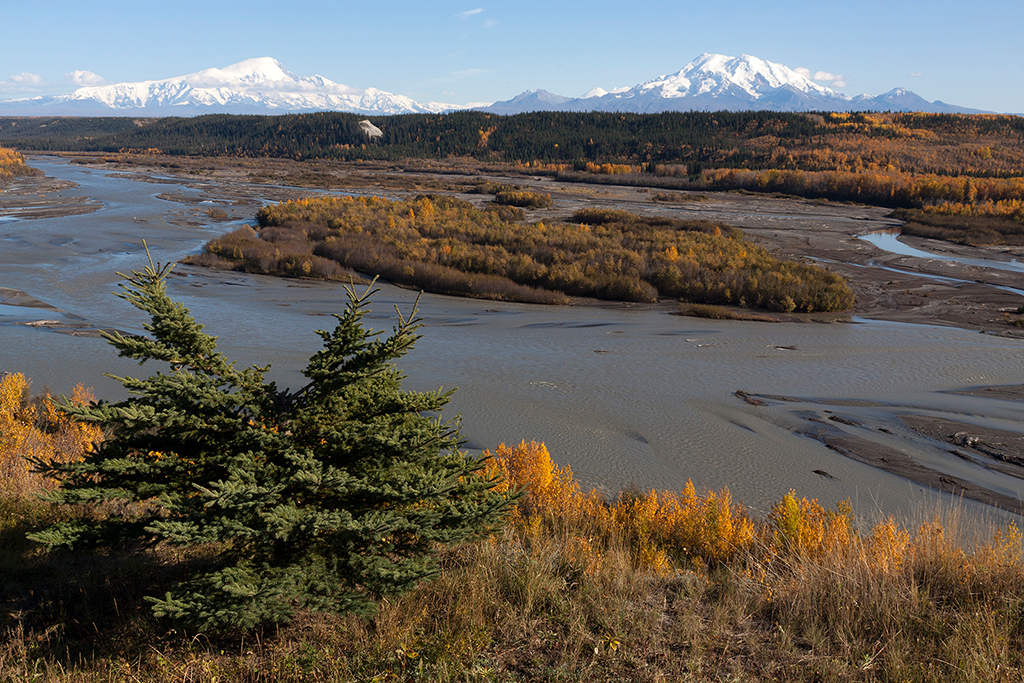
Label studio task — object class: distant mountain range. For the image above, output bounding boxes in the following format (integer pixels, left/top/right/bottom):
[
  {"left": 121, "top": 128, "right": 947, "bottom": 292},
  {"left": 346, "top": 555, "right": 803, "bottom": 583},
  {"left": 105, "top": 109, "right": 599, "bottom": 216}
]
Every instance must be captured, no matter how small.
[
  {"left": 481, "top": 54, "right": 988, "bottom": 115},
  {"left": 0, "top": 58, "right": 458, "bottom": 117},
  {"left": 0, "top": 54, "right": 989, "bottom": 117}
]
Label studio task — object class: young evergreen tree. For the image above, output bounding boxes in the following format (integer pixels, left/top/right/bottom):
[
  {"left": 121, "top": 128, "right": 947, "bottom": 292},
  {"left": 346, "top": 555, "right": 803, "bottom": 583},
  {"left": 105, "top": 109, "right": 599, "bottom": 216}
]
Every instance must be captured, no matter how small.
[{"left": 29, "top": 254, "right": 511, "bottom": 631}]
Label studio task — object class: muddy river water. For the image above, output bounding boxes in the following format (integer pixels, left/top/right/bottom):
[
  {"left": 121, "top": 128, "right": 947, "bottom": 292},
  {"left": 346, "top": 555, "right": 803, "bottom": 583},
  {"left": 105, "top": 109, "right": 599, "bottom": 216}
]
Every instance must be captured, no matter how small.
[{"left": 3, "top": 157, "right": 1023, "bottom": 522}]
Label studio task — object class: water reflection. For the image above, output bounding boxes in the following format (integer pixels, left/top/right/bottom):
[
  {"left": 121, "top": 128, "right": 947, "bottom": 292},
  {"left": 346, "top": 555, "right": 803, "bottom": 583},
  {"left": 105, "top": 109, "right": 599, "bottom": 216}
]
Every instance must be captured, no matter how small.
[{"left": 859, "top": 230, "right": 1024, "bottom": 274}]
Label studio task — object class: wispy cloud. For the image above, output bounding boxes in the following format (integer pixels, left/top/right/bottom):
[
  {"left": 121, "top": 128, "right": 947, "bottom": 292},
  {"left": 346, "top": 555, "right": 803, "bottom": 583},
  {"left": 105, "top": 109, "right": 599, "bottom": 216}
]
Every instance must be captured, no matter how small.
[
  {"left": 795, "top": 67, "right": 846, "bottom": 88},
  {"left": 456, "top": 8, "right": 483, "bottom": 19},
  {"left": 65, "top": 70, "right": 105, "bottom": 86},
  {"left": 419, "top": 68, "right": 492, "bottom": 89},
  {"left": 452, "top": 68, "right": 488, "bottom": 78},
  {"left": 9, "top": 72, "right": 42, "bottom": 86},
  {"left": 909, "top": 72, "right": 924, "bottom": 77},
  {"left": 0, "top": 72, "right": 44, "bottom": 93}
]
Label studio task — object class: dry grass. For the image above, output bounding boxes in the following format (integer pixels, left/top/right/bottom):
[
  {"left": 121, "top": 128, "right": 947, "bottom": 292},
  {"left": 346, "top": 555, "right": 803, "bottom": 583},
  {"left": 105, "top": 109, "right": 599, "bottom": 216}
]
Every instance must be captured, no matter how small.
[{"left": 2, "top": 403, "right": 1023, "bottom": 681}]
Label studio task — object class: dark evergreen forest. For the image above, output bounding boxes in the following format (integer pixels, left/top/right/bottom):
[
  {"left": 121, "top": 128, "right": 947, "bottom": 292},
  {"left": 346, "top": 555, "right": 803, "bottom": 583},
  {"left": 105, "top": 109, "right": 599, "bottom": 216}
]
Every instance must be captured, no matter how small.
[{"left": 7, "top": 110, "right": 1020, "bottom": 170}]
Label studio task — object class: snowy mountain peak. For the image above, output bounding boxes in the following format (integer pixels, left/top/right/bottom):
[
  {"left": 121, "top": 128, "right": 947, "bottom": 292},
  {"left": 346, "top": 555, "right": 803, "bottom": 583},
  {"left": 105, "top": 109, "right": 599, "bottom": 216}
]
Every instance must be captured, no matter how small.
[
  {"left": 483, "top": 89, "right": 572, "bottom": 114},
  {"left": 479, "top": 52, "right": 981, "bottom": 115},
  {"left": 581, "top": 86, "right": 629, "bottom": 99},
  {"left": 644, "top": 53, "right": 840, "bottom": 100},
  {"left": 215, "top": 57, "right": 293, "bottom": 83},
  {"left": 0, "top": 53, "right": 984, "bottom": 118},
  {"left": 27, "top": 58, "right": 457, "bottom": 116}
]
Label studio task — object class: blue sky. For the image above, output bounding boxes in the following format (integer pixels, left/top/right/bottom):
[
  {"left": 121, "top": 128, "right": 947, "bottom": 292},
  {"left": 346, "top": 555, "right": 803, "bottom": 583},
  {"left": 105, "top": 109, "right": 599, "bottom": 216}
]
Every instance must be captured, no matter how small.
[{"left": 3, "top": 0, "right": 1023, "bottom": 113}]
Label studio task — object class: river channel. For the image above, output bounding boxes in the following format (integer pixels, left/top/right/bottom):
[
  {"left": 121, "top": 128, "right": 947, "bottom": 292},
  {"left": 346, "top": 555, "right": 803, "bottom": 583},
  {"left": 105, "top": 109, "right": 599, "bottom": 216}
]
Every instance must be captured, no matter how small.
[{"left": 3, "top": 157, "right": 1023, "bottom": 522}]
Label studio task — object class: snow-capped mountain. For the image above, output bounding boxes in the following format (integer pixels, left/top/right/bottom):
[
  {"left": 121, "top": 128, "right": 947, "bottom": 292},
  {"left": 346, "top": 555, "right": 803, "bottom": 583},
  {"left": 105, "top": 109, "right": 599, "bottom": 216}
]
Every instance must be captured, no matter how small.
[
  {"left": 599, "top": 52, "right": 840, "bottom": 109},
  {"left": 0, "top": 54, "right": 985, "bottom": 117},
  {"left": 0, "top": 58, "right": 458, "bottom": 116},
  {"left": 483, "top": 53, "right": 985, "bottom": 115},
  {"left": 483, "top": 89, "right": 573, "bottom": 115}
]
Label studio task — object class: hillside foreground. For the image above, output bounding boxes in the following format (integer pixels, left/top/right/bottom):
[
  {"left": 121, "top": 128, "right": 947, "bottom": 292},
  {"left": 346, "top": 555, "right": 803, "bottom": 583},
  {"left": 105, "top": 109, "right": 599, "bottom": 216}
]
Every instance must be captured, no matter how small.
[{"left": 2, "top": 392, "right": 1023, "bottom": 682}]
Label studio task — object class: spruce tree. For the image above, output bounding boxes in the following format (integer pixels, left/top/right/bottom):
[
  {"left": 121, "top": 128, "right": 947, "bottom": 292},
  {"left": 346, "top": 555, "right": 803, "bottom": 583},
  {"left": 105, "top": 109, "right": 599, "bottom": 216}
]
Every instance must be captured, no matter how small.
[{"left": 30, "top": 254, "right": 510, "bottom": 631}]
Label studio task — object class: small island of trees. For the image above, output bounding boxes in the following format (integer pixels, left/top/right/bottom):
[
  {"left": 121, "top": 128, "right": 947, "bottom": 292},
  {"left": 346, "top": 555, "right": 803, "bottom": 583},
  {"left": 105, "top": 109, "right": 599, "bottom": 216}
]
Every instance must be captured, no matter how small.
[{"left": 186, "top": 195, "right": 853, "bottom": 313}]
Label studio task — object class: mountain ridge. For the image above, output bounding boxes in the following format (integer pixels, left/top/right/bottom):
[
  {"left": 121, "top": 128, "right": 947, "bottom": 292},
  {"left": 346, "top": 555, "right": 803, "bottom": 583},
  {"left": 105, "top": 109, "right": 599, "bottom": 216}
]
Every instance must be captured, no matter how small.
[
  {"left": 0, "top": 54, "right": 991, "bottom": 117},
  {"left": 0, "top": 57, "right": 458, "bottom": 117},
  {"left": 482, "top": 53, "right": 989, "bottom": 115}
]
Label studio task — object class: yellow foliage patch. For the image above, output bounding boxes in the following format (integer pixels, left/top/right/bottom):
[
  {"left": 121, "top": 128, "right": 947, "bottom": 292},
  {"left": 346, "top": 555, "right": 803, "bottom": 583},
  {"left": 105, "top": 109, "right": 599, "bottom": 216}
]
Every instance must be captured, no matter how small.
[
  {"left": 769, "top": 490, "right": 853, "bottom": 558},
  {"left": 483, "top": 440, "right": 755, "bottom": 572},
  {"left": 0, "top": 373, "right": 102, "bottom": 495}
]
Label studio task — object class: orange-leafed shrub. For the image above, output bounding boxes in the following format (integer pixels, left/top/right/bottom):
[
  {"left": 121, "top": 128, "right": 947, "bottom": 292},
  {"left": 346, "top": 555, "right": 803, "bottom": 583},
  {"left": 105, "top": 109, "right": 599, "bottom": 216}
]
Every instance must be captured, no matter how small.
[
  {"left": 483, "top": 440, "right": 589, "bottom": 518},
  {"left": 616, "top": 481, "right": 756, "bottom": 566},
  {"left": 769, "top": 489, "right": 854, "bottom": 558},
  {"left": 0, "top": 373, "right": 102, "bottom": 495},
  {"left": 483, "top": 440, "right": 755, "bottom": 570}
]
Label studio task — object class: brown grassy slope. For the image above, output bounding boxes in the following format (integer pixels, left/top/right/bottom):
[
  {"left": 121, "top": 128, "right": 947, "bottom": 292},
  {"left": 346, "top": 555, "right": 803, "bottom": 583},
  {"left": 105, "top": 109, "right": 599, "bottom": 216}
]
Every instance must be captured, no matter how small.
[{"left": 3, "top": 401, "right": 1023, "bottom": 683}]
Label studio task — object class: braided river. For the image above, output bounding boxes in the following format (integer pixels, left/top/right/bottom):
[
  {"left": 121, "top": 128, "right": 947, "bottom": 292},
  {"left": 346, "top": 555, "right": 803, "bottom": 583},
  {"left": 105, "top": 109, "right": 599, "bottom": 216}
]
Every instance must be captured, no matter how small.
[{"left": 3, "top": 157, "right": 1023, "bottom": 522}]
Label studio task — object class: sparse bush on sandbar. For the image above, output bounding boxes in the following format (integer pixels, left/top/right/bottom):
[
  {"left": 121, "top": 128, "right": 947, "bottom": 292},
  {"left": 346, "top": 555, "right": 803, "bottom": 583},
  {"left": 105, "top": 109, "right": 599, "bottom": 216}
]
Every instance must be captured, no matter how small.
[{"left": 493, "top": 188, "right": 553, "bottom": 209}]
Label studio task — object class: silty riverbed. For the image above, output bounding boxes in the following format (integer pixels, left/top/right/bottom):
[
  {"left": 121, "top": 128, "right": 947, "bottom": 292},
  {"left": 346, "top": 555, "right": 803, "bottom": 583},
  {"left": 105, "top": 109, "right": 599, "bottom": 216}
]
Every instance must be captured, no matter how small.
[{"left": 3, "top": 157, "right": 1023, "bottom": 523}]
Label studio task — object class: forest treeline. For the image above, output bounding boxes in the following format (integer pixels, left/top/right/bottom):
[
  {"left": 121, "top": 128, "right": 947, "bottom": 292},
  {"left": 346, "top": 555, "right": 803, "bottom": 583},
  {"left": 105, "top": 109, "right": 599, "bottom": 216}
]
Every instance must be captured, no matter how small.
[
  {"left": 2, "top": 111, "right": 1022, "bottom": 178},
  {"left": 186, "top": 194, "right": 853, "bottom": 312},
  {"left": 3, "top": 110, "right": 1023, "bottom": 243}
]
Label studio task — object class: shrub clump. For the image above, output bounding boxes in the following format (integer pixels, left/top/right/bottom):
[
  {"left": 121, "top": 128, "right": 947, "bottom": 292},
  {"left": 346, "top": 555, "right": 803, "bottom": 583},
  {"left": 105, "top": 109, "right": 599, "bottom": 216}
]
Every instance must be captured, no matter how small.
[
  {"left": 494, "top": 188, "right": 553, "bottom": 209},
  {"left": 0, "top": 373, "right": 101, "bottom": 497},
  {"left": 0, "top": 146, "right": 39, "bottom": 179},
  {"left": 192, "top": 194, "right": 853, "bottom": 312}
]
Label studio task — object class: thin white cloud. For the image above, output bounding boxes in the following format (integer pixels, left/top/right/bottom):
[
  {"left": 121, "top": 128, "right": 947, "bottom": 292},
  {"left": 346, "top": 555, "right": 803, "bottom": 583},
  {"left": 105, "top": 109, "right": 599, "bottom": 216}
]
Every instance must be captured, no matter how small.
[
  {"left": 483, "top": 18, "right": 497, "bottom": 28},
  {"left": 65, "top": 70, "right": 106, "bottom": 86},
  {"left": 456, "top": 8, "right": 483, "bottom": 19},
  {"left": 419, "top": 68, "right": 491, "bottom": 89},
  {"left": 909, "top": 72, "right": 924, "bottom": 77},
  {"left": 451, "top": 68, "right": 488, "bottom": 79},
  {"left": 10, "top": 72, "right": 43, "bottom": 86},
  {"left": 796, "top": 67, "right": 846, "bottom": 88}
]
